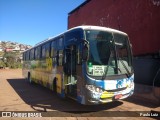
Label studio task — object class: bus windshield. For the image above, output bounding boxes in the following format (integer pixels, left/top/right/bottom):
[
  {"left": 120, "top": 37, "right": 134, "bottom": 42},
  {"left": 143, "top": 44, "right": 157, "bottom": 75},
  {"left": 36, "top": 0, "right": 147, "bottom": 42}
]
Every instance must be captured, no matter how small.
[{"left": 85, "top": 30, "right": 132, "bottom": 77}]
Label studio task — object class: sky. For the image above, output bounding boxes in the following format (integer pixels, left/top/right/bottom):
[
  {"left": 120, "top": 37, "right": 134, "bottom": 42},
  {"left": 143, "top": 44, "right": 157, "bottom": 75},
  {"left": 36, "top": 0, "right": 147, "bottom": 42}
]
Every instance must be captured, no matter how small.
[{"left": 0, "top": 0, "right": 85, "bottom": 46}]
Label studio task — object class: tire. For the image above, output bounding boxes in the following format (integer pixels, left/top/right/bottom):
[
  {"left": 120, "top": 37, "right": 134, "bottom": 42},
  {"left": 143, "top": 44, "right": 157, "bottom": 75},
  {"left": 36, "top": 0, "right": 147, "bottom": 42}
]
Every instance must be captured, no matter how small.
[
  {"left": 53, "top": 78, "right": 57, "bottom": 93},
  {"left": 28, "top": 72, "right": 32, "bottom": 84}
]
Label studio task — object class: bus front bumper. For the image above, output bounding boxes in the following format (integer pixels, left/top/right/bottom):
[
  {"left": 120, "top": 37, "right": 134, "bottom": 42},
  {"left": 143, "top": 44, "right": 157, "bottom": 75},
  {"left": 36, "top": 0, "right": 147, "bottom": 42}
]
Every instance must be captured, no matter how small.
[{"left": 85, "top": 86, "right": 134, "bottom": 104}]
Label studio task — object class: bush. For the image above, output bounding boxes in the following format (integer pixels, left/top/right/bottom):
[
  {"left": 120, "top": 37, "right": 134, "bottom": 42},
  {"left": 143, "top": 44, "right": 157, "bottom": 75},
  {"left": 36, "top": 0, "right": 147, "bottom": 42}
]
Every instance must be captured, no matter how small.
[
  {"left": 3, "top": 52, "right": 22, "bottom": 69},
  {"left": 0, "top": 60, "right": 6, "bottom": 68}
]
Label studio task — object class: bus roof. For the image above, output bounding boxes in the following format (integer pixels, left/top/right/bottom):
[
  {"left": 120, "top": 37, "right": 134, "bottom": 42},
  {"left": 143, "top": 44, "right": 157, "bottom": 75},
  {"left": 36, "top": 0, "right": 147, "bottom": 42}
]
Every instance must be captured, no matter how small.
[
  {"left": 70, "top": 25, "right": 128, "bottom": 36},
  {"left": 24, "top": 25, "right": 128, "bottom": 52}
]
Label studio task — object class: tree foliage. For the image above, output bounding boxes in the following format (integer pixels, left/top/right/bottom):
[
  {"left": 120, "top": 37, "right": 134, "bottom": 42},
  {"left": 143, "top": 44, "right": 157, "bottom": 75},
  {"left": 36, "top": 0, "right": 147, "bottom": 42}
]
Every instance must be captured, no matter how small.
[
  {"left": 0, "top": 60, "right": 6, "bottom": 68},
  {"left": 3, "top": 52, "right": 22, "bottom": 68}
]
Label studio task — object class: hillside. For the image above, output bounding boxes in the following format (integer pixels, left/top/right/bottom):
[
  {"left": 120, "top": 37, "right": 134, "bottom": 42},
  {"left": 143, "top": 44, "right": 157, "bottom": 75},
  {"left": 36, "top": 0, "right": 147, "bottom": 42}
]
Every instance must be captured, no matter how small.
[
  {"left": 0, "top": 41, "right": 32, "bottom": 59},
  {"left": 0, "top": 41, "right": 32, "bottom": 68}
]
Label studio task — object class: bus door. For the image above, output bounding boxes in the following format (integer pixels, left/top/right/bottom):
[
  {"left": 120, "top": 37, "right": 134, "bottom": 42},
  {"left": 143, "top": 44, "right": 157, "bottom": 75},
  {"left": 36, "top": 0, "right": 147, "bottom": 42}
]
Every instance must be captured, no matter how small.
[{"left": 64, "top": 45, "right": 77, "bottom": 98}]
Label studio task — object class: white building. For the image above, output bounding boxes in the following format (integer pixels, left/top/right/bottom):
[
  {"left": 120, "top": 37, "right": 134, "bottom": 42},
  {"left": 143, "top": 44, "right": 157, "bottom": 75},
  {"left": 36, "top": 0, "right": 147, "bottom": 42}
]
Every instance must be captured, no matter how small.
[
  {"left": 13, "top": 46, "right": 20, "bottom": 51},
  {"left": 0, "top": 48, "right": 3, "bottom": 52}
]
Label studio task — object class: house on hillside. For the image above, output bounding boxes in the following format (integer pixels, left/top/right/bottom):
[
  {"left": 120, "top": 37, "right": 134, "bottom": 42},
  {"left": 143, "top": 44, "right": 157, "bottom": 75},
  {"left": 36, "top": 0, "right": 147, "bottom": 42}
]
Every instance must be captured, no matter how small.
[
  {"left": 13, "top": 46, "right": 20, "bottom": 51},
  {"left": 5, "top": 48, "right": 13, "bottom": 52},
  {"left": 0, "top": 48, "right": 3, "bottom": 52}
]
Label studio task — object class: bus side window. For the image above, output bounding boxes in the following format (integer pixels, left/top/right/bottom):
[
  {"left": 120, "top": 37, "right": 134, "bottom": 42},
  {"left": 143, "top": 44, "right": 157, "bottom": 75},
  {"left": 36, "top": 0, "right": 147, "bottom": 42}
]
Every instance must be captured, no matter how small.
[
  {"left": 51, "top": 41, "right": 57, "bottom": 57},
  {"left": 30, "top": 49, "right": 34, "bottom": 60},
  {"left": 26, "top": 51, "right": 28, "bottom": 61},
  {"left": 33, "top": 49, "right": 35, "bottom": 60},
  {"left": 51, "top": 40, "right": 57, "bottom": 66},
  {"left": 57, "top": 50, "right": 63, "bottom": 66},
  {"left": 42, "top": 45, "right": 46, "bottom": 58},
  {"left": 24, "top": 53, "right": 26, "bottom": 61},
  {"left": 38, "top": 46, "right": 41, "bottom": 59},
  {"left": 35, "top": 47, "right": 38, "bottom": 60},
  {"left": 30, "top": 50, "right": 32, "bottom": 60},
  {"left": 45, "top": 42, "right": 51, "bottom": 58},
  {"left": 27, "top": 51, "right": 29, "bottom": 60}
]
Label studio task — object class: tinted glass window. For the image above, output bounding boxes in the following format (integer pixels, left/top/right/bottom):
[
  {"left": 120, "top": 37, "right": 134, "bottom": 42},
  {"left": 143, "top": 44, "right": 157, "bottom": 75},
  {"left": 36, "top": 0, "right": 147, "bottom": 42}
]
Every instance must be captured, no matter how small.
[
  {"left": 30, "top": 49, "right": 35, "bottom": 60},
  {"left": 35, "top": 48, "right": 38, "bottom": 59},
  {"left": 65, "top": 30, "right": 83, "bottom": 45},
  {"left": 57, "top": 37, "right": 64, "bottom": 49},
  {"left": 45, "top": 42, "right": 51, "bottom": 57},
  {"left": 58, "top": 50, "right": 63, "bottom": 66},
  {"left": 35, "top": 47, "right": 41, "bottom": 59},
  {"left": 26, "top": 51, "right": 30, "bottom": 60},
  {"left": 114, "top": 33, "right": 132, "bottom": 74},
  {"left": 51, "top": 40, "right": 57, "bottom": 57},
  {"left": 42, "top": 45, "right": 45, "bottom": 58}
]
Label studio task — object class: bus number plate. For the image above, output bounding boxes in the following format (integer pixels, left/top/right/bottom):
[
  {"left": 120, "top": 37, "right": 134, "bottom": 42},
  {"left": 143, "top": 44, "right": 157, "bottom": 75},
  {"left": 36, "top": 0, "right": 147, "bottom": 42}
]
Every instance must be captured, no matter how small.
[{"left": 115, "top": 94, "right": 122, "bottom": 99}]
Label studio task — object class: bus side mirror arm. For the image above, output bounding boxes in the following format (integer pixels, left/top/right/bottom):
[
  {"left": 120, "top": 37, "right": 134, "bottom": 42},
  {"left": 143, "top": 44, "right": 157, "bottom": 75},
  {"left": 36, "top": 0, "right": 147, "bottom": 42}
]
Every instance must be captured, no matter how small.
[{"left": 81, "top": 39, "right": 89, "bottom": 44}]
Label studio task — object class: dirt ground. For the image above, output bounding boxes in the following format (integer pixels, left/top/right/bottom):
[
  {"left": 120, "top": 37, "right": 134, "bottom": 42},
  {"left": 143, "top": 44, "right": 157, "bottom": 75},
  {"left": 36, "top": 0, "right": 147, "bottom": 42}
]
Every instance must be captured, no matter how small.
[{"left": 0, "top": 69, "right": 159, "bottom": 120}]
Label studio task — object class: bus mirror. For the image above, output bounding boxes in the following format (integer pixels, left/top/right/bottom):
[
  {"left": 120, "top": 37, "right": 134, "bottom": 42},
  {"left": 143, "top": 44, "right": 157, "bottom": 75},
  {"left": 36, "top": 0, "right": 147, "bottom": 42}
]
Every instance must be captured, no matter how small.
[{"left": 82, "top": 44, "right": 89, "bottom": 61}]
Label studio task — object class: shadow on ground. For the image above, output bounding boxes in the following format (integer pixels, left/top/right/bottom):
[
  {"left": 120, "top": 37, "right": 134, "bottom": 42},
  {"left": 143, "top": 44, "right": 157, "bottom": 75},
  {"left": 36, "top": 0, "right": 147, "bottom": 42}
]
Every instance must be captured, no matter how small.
[
  {"left": 7, "top": 78, "right": 123, "bottom": 113},
  {"left": 124, "top": 94, "right": 160, "bottom": 108}
]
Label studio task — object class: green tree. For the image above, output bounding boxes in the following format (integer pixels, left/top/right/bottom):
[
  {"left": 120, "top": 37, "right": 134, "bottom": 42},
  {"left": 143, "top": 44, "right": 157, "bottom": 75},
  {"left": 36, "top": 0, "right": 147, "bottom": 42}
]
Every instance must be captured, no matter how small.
[
  {"left": 3, "top": 52, "right": 22, "bottom": 68},
  {"left": 0, "top": 60, "right": 6, "bottom": 68}
]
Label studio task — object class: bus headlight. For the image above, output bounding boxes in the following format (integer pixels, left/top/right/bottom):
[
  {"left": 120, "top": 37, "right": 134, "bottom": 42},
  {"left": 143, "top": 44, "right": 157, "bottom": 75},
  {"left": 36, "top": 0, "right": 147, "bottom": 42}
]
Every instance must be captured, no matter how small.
[{"left": 86, "top": 85, "right": 103, "bottom": 93}]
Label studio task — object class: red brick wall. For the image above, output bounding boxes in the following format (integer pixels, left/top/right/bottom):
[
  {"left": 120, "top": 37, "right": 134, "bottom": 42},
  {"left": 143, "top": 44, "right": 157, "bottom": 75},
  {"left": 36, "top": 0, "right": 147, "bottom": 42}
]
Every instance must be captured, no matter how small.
[{"left": 68, "top": 0, "right": 160, "bottom": 56}]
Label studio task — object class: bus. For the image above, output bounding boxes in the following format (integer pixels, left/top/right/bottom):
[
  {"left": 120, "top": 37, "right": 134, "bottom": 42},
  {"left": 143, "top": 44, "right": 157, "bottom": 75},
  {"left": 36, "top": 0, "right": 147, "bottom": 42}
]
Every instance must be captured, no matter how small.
[{"left": 23, "top": 26, "right": 134, "bottom": 105}]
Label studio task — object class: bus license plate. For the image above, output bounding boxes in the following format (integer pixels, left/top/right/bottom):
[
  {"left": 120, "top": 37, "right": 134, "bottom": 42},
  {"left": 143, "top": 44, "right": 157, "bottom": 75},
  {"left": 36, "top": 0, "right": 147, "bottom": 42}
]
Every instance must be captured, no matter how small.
[{"left": 115, "top": 94, "right": 122, "bottom": 99}]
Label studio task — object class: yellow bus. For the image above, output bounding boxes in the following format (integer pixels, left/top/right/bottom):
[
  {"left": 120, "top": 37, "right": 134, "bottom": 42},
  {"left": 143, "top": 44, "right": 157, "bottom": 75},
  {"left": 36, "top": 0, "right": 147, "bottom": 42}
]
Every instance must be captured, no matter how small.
[{"left": 23, "top": 26, "right": 134, "bottom": 105}]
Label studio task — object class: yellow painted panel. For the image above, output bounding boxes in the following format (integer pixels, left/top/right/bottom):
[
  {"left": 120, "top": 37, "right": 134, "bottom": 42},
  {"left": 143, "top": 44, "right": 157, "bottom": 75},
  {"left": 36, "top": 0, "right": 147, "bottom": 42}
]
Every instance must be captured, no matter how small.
[
  {"left": 100, "top": 91, "right": 114, "bottom": 99},
  {"left": 56, "top": 74, "right": 62, "bottom": 94},
  {"left": 46, "top": 58, "right": 52, "bottom": 72}
]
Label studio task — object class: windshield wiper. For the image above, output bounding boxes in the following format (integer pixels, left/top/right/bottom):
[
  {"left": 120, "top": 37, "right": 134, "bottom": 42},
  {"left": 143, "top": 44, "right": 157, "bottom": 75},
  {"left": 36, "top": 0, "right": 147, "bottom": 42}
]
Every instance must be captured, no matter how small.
[
  {"left": 118, "top": 57, "right": 131, "bottom": 78},
  {"left": 102, "top": 54, "right": 112, "bottom": 80},
  {"left": 102, "top": 39, "right": 114, "bottom": 80}
]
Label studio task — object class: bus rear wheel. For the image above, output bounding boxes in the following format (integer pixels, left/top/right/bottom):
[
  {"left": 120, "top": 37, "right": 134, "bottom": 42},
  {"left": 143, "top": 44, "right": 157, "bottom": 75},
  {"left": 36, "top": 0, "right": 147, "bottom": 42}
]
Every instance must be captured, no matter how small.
[
  {"left": 53, "top": 78, "right": 57, "bottom": 93},
  {"left": 28, "top": 72, "right": 32, "bottom": 84}
]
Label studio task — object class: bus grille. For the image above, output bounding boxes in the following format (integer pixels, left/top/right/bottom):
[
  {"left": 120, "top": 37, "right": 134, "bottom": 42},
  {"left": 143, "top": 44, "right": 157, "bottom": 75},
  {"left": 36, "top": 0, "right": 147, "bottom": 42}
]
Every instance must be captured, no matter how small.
[{"left": 106, "top": 87, "right": 127, "bottom": 92}]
